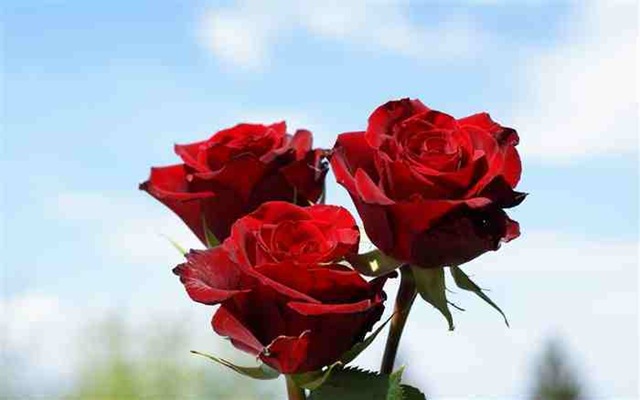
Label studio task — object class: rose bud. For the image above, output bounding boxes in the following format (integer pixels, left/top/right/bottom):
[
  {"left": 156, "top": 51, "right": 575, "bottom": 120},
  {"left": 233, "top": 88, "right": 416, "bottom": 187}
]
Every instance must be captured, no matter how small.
[
  {"left": 140, "top": 122, "right": 327, "bottom": 245},
  {"left": 173, "top": 202, "right": 391, "bottom": 374},
  {"left": 331, "top": 98, "right": 526, "bottom": 269}
]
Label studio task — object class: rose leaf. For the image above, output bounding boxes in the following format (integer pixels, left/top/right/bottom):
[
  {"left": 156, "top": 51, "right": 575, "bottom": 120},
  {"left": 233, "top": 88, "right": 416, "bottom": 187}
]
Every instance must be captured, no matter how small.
[
  {"left": 291, "top": 361, "right": 343, "bottom": 391},
  {"left": 411, "top": 266, "right": 455, "bottom": 331},
  {"left": 308, "top": 366, "right": 425, "bottom": 400},
  {"left": 450, "top": 266, "right": 509, "bottom": 327}
]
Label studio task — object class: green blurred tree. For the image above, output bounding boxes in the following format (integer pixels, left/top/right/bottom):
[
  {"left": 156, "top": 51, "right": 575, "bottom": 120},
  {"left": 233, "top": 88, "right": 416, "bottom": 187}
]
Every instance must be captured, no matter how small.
[
  {"left": 65, "top": 315, "right": 280, "bottom": 400},
  {"left": 530, "top": 338, "right": 584, "bottom": 400}
]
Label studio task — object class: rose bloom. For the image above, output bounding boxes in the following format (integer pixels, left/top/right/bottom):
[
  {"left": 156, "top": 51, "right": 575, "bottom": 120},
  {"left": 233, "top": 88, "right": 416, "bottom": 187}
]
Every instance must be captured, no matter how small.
[
  {"left": 140, "top": 122, "right": 327, "bottom": 244},
  {"left": 173, "top": 202, "right": 390, "bottom": 374},
  {"left": 331, "top": 98, "right": 526, "bottom": 269}
]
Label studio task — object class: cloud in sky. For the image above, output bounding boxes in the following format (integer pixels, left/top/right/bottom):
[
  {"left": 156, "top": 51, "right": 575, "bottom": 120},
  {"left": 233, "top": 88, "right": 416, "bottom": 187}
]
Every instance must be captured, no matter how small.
[
  {"left": 512, "top": 0, "right": 638, "bottom": 162},
  {"left": 198, "top": 0, "right": 485, "bottom": 70},
  {"left": 198, "top": 1, "right": 637, "bottom": 163}
]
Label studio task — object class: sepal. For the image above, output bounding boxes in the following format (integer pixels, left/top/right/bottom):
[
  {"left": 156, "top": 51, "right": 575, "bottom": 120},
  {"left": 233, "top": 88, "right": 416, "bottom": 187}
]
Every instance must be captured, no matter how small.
[
  {"left": 411, "top": 266, "right": 454, "bottom": 330},
  {"left": 190, "top": 350, "right": 280, "bottom": 380},
  {"left": 450, "top": 266, "right": 509, "bottom": 326},
  {"left": 202, "top": 215, "right": 220, "bottom": 248}
]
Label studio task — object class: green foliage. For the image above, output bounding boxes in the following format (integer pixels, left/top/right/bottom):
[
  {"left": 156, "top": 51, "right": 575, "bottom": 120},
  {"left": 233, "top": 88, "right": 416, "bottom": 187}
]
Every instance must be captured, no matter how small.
[
  {"left": 292, "top": 361, "right": 343, "bottom": 391},
  {"left": 64, "top": 316, "right": 279, "bottom": 400},
  {"left": 401, "top": 384, "right": 428, "bottom": 400},
  {"left": 308, "top": 367, "right": 426, "bottom": 400},
  {"left": 347, "top": 250, "right": 402, "bottom": 277},
  {"left": 530, "top": 339, "right": 584, "bottom": 400},
  {"left": 191, "top": 350, "right": 280, "bottom": 380},
  {"left": 450, "top": 266, "right": 509, "bottom": 326},
  {"left": 411, "top": 266, "right": 454, "bottom": 330}
]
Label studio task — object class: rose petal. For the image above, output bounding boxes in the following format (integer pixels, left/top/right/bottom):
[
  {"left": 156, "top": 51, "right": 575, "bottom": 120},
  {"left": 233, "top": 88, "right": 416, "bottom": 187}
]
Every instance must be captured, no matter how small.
[
  {"left": 140, "top": 164, "right": 215, "bottom": 242},
  {"left": 260, "top": 331, "right": 311, "bottom": 374},
  {"left": 256, "top": 262, "right": 372, "bottom": 304},
  {"left": 212, "top": 305, "right": 265, "bottom": 356},
  {"left": 366, "top": 98, "right": 430, "bottom": 148},
  {"left": 174, "top": 140, "right": 208, "bottom": 171},
  {"left": 355, "top": 169, "right": 394, "bottom": 205},
  {"left": 410, "top": 206, "right": 517, "bottom": 268},
  {"left": 173, "top": 248, "right": 252, "bottom": 305}
]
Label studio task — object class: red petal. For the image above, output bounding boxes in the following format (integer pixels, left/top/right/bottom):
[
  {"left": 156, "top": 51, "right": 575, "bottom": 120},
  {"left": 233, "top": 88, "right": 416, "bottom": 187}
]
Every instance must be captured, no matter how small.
[
  {"left": 332, "top": 131, "right": 377, "bottom": 178},
  {"left": 366, "top": 99, "right": 430, "bottom": 148},
  {"left": 287, "top": 299, "right": 374, "bottom": 315},
  {"left": 174, "top": 140, "right": 208, "bottom": 171},
  {"left": 140, "top": 164, "right": 215, "bottom": 243},
  {"left": 212, "top": 305, "right": 265, "bottom": 355},
  {"left": 256, "top": 262, "right": 372, "bottom": 304},
  {"left": 289, "top": 129, "right": 313, "bottom": 159},
  {"left": 260, "top": 331, "right": 311, "bottom": 374},
  {"left": 173, "top": 248, "right": 252, "bottom": 305},
  {"left": 355, "top": 169, "right": 394, "bottom": 205},
  {"left": 190, "top": 153, "right": 266, "bottom": 202}
]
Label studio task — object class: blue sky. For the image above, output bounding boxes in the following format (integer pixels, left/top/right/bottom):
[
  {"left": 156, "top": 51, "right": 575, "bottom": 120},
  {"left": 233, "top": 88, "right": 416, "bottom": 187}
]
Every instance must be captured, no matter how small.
[{"left": 2, "top": 1, "right": 638, "bottom": 398}]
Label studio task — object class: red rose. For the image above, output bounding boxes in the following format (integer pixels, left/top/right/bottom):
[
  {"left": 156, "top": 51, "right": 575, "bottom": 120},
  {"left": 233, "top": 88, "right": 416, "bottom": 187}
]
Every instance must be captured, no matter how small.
[
  {"left": 140, "top": 122, "right": 327, "bottom": 244},
  {"left": 173, "top": 201, "right": 390, "bottom": 374},
  {"left": 331, "top": 98, "right": 526, "bottom": 269}
]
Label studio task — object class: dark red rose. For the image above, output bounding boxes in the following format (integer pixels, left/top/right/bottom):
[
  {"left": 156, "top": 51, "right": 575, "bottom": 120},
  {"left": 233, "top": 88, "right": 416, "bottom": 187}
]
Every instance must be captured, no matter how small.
[
  {"left": 331, "top": 98, "right": 526, "bottom": 269},
  {"left": 173, "top": 201, "right": 390, "bottom": 374},
  {"left": 140, "top": 122, "right": 328, "bottom": 244}
]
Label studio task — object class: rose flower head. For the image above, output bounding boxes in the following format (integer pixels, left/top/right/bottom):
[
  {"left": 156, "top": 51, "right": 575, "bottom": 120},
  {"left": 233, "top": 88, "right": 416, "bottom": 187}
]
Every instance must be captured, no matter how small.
[
  {"left": 140, "top": 122, "right": 327, "bottom": 245},
  {"left": 331, "top": 98, "right": 526, "bottom": 269},
  {"left": 173, "top": 201, "right": 391, "bottom": 374}
]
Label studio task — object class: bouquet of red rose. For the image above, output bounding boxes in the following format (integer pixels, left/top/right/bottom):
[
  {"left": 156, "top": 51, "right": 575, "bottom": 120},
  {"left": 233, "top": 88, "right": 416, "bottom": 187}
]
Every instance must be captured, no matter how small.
[{"left": 140, "top": 98, "right": 526, "bottom": 399}]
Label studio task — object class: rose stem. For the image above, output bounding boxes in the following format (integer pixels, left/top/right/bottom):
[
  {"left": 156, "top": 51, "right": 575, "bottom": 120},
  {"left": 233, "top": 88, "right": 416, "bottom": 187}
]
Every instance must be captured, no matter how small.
[
  {"left": 380, "top": 264, "right": 417, "bottom": 374},
  {"left": 285, "top": 375, "right": 307, "bottom": 400}
]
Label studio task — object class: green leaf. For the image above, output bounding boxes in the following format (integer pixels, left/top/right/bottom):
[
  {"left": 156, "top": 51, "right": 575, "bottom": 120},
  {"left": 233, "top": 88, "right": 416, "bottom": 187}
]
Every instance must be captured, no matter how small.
[
  {"left": 347, "top": 250, "right": 402, "bottom": 277},
  {"left": 308, "top": 367, "right": 405, "bottom": 400},
  {"left": 411, "top": 266, "right": 454, "bottom": 330},
  {"left": 291, "top": 361, "right": 342, "bottom": 390},
  {"left": 201, "top": 215, "right": 220, "bottom": 248},
  {"left": 190, "top": 350, "right": 279, "bottom": 380},
  {"left": 162, "top": 235, "right": 187, "bottom": 256},
  {"left": 450, "top": 266, "right": 509, "bottom": 327},
  {"left": 401, "top": 384, "right": 427, "bottom": 400},
  {"left": 387, "top": 367, "right": 404, "bottom": 400}
]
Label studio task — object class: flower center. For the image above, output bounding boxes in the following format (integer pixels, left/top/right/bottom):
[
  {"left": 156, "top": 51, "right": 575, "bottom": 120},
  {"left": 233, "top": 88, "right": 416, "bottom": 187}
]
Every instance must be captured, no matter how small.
[
  {"left": 404, "top": 130, "right": 462, "bottom": 172},
  {"left": 270, "top": 221, "right": 328, "bottom": 261}
]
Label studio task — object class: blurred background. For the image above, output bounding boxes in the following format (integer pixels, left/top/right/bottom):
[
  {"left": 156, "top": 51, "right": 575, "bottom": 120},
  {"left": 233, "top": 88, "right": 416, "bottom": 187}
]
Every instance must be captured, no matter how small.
[{"left": 2, "top": 0, "right": 638, "bottom": 398}]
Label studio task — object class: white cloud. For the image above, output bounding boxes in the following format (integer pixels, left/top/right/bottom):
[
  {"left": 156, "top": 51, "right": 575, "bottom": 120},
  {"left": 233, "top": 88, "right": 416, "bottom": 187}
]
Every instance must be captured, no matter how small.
[
  {"left": 198, "top": 0, "right": 485, "bottom": 70},
  {"left": 512, "top": 1, "right": 638, "bottom": 162}
]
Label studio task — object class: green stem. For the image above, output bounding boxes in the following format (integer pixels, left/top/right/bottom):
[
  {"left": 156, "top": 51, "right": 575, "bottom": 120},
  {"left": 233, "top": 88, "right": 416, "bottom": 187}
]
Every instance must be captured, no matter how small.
[
  {"left": 380, "top": 264, "right": 417, "bottom": 374},
  {"left": 285, "top": 375, "right": 306, "bottom": 400}
]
